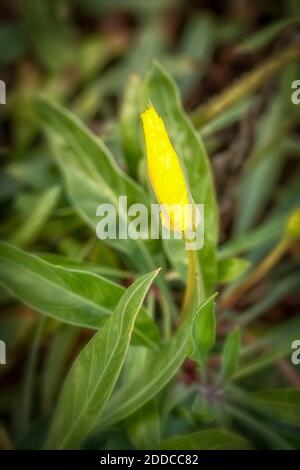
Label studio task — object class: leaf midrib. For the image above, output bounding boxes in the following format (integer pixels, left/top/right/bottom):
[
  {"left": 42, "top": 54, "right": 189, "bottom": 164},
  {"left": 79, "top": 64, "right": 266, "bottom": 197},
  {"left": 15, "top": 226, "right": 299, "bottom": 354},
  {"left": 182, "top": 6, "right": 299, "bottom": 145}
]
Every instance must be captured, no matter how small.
[{"left": 0, "top": 253, "right": 113, "bottom": 318}]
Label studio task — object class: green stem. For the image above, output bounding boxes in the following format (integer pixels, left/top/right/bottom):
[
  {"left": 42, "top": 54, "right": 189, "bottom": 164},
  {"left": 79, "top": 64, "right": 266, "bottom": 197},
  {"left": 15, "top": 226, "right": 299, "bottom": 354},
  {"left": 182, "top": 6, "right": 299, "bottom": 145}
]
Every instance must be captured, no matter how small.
[{"left": 179, "top": 248, "right": 197, "bottom": 324}]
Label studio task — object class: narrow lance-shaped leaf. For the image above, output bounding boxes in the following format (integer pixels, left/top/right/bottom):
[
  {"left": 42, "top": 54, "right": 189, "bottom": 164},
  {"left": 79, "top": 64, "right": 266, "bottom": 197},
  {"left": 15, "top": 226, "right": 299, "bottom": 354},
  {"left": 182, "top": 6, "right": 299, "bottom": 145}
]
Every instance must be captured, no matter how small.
[
  {"left": 220, "top": 327, "right": 241, "bottom": 382},
  {"left": 234, "top": 94, "right": 286, "bottom": 234},
  {"left": 38, "top": 253, "right": 132, "bottom": 280},
  {"left": 157, "top": 429, "right": 251, "bottom": 450},
  {"left": 45, "top": 269, "right": 159, "bottom": 449},
  {"left": 0, "top": 242, "right": 160, "bottom": 348},
  {"left": 235, "top": 316, "right": 300, "bottom": 380},
  {"left": 236, "top": 18, "right": 299, "bottom": 54},
  {"left": 126, "top": 400, "right": 161, "bottom": 450},
  {"left": 41, "top": 324, "right": 80, "bottom": 412},
  {"left": 217, "top": 257, "right": 251, "bottom": 284},
  {"left": 218, "top": 212, "right": 285, "bottom": 259},
  {"left": 10, "top": 185, "right": 61, "bottom": 248},
  {"left": 120, "top": 73, "right": 143, "bottom": 178},
  {"left": 248, "top": 389, "right": 300, "bottom": 425},
  {"left": 94, "top": 294, "right": 217, "bottom": 431},
  {"left": 191, "top": 296, "right": 217, "bottom": 368}
]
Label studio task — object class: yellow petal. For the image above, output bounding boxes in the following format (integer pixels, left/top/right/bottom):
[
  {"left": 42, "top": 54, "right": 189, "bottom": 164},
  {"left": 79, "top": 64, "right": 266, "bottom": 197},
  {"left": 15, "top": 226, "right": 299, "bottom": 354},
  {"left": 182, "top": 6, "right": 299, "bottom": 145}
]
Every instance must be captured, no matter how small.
[{"left": 141, "top": 104, "right": 190, "bottom": 232}]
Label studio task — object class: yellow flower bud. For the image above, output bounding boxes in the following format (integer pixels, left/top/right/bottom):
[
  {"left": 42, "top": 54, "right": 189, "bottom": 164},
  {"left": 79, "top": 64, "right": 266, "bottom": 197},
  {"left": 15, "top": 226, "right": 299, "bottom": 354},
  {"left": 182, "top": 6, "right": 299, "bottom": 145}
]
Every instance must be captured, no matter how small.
[
  {"left": 141, "top": 104, "right": 191, "bottom": 232},
  {"left": 286, "top": 208, "right": 300, "bottom": 240}
]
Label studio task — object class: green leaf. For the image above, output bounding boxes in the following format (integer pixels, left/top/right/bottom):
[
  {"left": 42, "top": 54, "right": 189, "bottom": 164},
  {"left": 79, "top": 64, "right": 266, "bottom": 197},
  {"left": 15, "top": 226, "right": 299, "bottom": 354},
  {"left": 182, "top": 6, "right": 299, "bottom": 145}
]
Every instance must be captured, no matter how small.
[
  {"left": 41, "top": 325, "right": 80, "bottom": 412},
  {"left": 236, "top": 18, "right": 300, "bottom": 54},
  {"left": 36, "top": 96, "right": 145, "bottom": 205},
  {"left": 120, "top": 74, "right": 143, "bottom": 178},
  {"left": 217, "top": 257, "right": 250, "bottom": 284},
  {"left": 219, "top": 180, "right": 300, "bottom": 260},
  {"left": 157, "top": 429, "right": 251, "bottom": 450},
  {"left": 201, "top": 97, "right": 255, "bottom": 139},
  {"left": 236, "top": 273, "right": 300, "bottom": 326},
  {"left": 0, "top": 24, "right": 26, "bottom": 65},
  {"left": 23, "top": 0, "right": 74, "bottom": 71},
  {"left": 38, "top": 253, "right": 132, "bottom": 280},
  {"left": 234, "top": 95, "right": 285, "bottom": 234},
  {"left": 94, "top": 294, "right": 216, "bottom": 431},
  {"left": 248, "top": 389, "right": 300, "bottom": 424},
  {"left": 143, "top": 62, "right": 219, "bottom": 296},
  {"left": 10, "top": 186, "right": 61, "bottom": 247},
  {"left": 7, "top": 155, "right": 57, "bottom": 191},
  {"left": 45, "top": 269, "right": 159, "bottom": 449},
  {"left": 0, "top": 242, "right": 160, "bottom": 348},
  {"left": 218, "top": 213, "right": 284, "bottom": 259},
  {"left": 126, "top": 400, "right": 160, "bottom": 449},
  {"left": 36, "top": 96, "right": 174, "bottom": 325},
  {"left": 179, "top": 15, "right": 217, "bottom": 94},
  {"left": 225, "top": 404, "right": 292, "bottom": 450},
  {"left": 19, "top": 317, "right": 46, "bottom": 435},
  {"left": 193, "top": 393, "right": 219, "bottom": 423},
  {"left": 220, "top": 327, "right": 241, "bottom": 381},
  {"left": 96, "top": 324, "right": 188, "bottom": 431},
  {"left": 235, "top": 316, "right": 300, "bottom": 379},
  {"left": 36, "top": 97, "right": 155, "bottom": 272},
  {"left": 192, "top": 296, "right": 216, "bottom": 365}
]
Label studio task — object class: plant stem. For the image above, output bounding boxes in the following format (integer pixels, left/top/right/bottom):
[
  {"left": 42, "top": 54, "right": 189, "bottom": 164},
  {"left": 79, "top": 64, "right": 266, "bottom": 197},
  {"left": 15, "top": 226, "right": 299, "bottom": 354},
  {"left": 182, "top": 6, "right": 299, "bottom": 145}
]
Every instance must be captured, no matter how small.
[
  {"left": 179, "top": 248, "right": 197, "bottom": 324},
  {"left": 221, "top": 237, "right": 290, "bottom": 309},
  {"left": 191, "top": 44, "right": 300, "bottom": 128}
]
